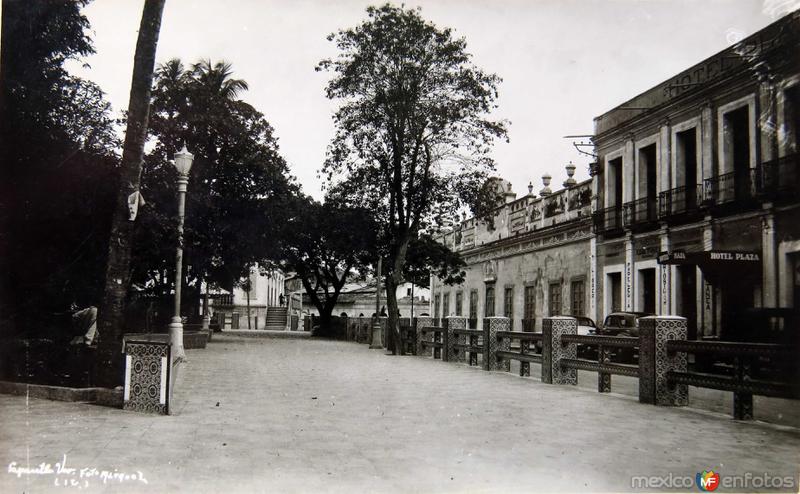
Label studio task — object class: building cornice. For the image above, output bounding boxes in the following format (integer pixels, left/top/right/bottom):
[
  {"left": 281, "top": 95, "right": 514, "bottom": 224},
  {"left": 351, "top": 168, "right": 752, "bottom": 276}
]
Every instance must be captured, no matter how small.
[{"left": 459, "top": 218, "right": 593, "bottom": 264}]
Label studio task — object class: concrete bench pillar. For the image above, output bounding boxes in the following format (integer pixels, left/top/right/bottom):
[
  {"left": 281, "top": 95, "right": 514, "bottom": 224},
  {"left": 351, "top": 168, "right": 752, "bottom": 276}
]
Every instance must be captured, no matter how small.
[
  {"left": 483, "top": 317, "right": 510, "bottom": 371},
  {"left": 541, "top": 317, "right": 577, "bottom": 385},
  {"left": 639, "top": 316, "right": 688, "bottom": 406},
  {"left": 446, "top": 316, "right": 467, "bottom": 363},
  {"left": 415, "top": 316, "right": 433, "bottom": 358}
]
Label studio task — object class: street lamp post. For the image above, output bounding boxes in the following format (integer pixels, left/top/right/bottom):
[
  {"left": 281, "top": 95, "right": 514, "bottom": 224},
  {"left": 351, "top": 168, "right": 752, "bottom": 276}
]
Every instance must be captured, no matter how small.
[
  {"left": 168, "top": 144, "right": 194, "bottom": 362},
  {"left": 370, "top": 257, "right": 383, "bottom": 349}
]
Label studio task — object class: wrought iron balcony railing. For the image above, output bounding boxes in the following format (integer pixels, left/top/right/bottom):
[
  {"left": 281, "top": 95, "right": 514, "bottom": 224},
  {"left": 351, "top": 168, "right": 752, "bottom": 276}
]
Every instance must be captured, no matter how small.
[
  {"left": 759, "top": 153, "right": 799, "bottom": 202},
  {"left": 210, "top": 294, "right": 234, "bottom": 306},
  {"left": 702, "top": 169, "right": 758, "bottom": 206},
  {"left": 622, "top": 197, "right": 658, "bottom": 227},
  {"left": 592, "top": 206, "right": 623, "bottom": 234},
  {"left": 658, "top": 184, "right": 703, "bottom": 219},
  {"left": 597, "top": 154, "right": 798, "bottom": 226}
]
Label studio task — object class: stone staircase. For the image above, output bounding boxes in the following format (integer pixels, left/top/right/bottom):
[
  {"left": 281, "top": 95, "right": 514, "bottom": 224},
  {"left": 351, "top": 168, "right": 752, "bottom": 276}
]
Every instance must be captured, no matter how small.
[{"left": 265, "top": 306, "right": 287, "bottom": 331}]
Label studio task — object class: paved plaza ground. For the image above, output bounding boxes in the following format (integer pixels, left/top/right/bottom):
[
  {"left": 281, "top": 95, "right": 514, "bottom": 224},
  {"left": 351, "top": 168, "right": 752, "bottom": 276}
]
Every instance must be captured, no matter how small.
[{"left": 1, "top": 333, "right": 799, "bottom": 493}]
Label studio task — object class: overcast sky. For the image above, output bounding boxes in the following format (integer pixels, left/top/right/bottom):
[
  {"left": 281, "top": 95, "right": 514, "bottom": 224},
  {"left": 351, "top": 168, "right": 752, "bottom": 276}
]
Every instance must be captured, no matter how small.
[{"left": 66, "top": 0, "right": 796, "bottom": 200}]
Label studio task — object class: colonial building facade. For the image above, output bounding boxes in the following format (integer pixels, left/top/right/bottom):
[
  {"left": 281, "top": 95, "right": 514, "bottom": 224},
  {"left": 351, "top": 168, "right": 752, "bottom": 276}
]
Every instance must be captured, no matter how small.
[
  {"left": 430, "top": 173, "right": 595, "bottom": 331},
  {"left": 431, "top": 12, "right": 799, "bottom": 340},
  {"left": 207, "top": 266, "right": 286, "bottom": 330},
  {"left": 591, "top": 12, "right": 799, "bottom": 340},
  {"left": 302, "top": 280, "right": 430, "bottom": 319}
]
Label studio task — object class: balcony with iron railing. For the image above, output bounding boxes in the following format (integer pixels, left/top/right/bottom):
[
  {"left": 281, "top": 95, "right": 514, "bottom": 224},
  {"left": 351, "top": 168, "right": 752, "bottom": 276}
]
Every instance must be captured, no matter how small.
[
  {"left": 594, "top": 154, "right": 797, "bottom": 237},
  {"left": 702, "top": 169, "right": 759, "bottom": 209},
  {"left": 210, "top": 293, "right": 234, "bottom": 306},
  {"left": 658, "top": 184, "right": 703, "bottom": 222},
  {"left": 592, "top": 206, "right": 623, "bottom": 236},
  {"left": 759, "top": 153, "right": 799, "bottom": 203},
  {"left": 622, "top": 197, "right": 658, "bottom": 230}
]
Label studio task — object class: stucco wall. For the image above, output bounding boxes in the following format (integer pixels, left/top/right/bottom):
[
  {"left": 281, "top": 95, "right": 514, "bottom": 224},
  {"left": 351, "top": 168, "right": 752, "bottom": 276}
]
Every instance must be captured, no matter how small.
[{"left": 432, "top": 227, "right": 592, "bottom": 330}]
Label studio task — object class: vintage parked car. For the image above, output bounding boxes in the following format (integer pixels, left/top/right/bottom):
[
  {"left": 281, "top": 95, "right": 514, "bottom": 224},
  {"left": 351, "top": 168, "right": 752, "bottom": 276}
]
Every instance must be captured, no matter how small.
[
  {"left": 598, "top": 311, "right": 652, "bottom": 337},
  {"left": 598, "top": 311, "right": 653, "bottom": 362},
  {"left": 574, "top": 316, "right": 599, "bottom": 359},
  {"left": 574, "top": 316, "right": 598, "bottom": 336}
]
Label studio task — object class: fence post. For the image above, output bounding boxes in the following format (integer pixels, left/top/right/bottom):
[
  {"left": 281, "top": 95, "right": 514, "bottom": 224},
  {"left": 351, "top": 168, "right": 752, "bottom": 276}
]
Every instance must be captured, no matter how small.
[
  {"left": 598, "top": 345, "right": 612, "bottom": 392},
  {"left": 639, "top": 316, "right": 688, "bottom": 406},
  {"left": 409, "top": 317, "right": 418, "bottom": 356},
  {"left": 415, "top": 316, "right": 433, "bottom": 358},
  {"left": 483, "top": 317, "right": 510, "bottom": 371},
  {"left": 541, "top": 317, "right": 577, "bottom": 385},
  {"left": 520, "top": 337, "right": 530, "bottom": 377},
  {"left": 346, "top": 318, "right": 355, "bottom": 341},
  {"left": 441, "top": 318, "right": 450, "bottom": 362},
  {"left": 446, "top": 316, "right": 467, "bottom": 363},
  {"left": 733, "top": 356, "right": 754, "bottom": 420}
]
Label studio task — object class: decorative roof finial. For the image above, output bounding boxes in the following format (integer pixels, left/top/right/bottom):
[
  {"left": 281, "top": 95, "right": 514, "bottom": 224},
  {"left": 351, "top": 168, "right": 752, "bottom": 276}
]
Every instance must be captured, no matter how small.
[
  {"left": 540, "top": 173, "right": 552, "bottom": 196},
  {"left": 563, "top": 161, "right": 577, "bottom": 188}
]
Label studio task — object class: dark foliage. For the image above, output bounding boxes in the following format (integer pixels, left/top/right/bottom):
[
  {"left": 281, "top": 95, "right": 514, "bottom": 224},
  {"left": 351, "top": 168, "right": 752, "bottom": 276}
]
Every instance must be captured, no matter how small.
[
  {"left": 134, "top": 58, "right": 298, "bottom": 320},
  {"left": 281, "top": 195, "right": 377, "bottom": 336},
  {"left": 0, "top": 0, "right": 120, "bottom": 338}
]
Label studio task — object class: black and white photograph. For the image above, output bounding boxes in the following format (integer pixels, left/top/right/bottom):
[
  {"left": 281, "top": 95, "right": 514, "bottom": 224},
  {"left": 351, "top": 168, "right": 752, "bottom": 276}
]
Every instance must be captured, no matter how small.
[{"left": 1, "top": 0, "right": 799, "bottom": 492}]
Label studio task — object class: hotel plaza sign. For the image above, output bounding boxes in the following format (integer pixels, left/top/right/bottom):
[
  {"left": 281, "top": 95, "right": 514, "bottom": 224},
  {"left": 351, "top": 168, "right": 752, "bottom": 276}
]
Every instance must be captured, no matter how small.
[{"left": 658, "top": 250, "right": 761, "bottom": 265}]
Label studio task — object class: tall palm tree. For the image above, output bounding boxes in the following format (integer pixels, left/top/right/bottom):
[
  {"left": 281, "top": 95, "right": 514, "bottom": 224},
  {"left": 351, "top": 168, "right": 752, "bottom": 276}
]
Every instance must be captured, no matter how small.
[
  {"left": 96, "top": 0, "right": 166, "bottom": 387},
  {"left": 190, "top": 59, "right": 249, "bottom": 102}
]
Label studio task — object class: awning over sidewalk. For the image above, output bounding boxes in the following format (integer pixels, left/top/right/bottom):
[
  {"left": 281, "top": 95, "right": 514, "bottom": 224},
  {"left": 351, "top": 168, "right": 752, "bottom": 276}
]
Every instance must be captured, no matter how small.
[{"left": 657, "top": 249, "right": 762, "bottom": 283}]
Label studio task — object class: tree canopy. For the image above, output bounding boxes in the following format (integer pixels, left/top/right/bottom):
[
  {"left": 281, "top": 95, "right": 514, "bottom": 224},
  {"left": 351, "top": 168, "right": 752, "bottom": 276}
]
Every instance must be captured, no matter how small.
[
  {"left": 133, "top": 58, "right": 298, "bottom": 312},
  {"left": 317, "top": 4, "right": 508, "bottom": 352},
  {"left": 280, "top": 195, "right": 377, "bottom": 335},
  {"left": 0, "top": 0, "right": 120, "bottom": 337}
]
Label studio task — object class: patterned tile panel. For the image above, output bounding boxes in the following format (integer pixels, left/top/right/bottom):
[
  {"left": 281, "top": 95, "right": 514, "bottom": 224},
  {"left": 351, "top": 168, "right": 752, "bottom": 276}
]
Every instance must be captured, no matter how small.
[
  {"left": 542, "top": 324, "right": 553, "bottom": 384},
  {"left": 415, "top": 317, "right": 434, "bottom": 358},
  {"left": 123, "top": 341, "right": 171, "bottom": 415},
  {"left": 640, "top": 316, "right": 688, "bottom": 406},
  {"left": 447, "top": 317, "right": 467, "bottom": 363},
  {"left": 542, "top": 317, "right": 577, "bottom": 385},
  {"left": 485, "top": 317, "right": 510, "bottom": 372}
]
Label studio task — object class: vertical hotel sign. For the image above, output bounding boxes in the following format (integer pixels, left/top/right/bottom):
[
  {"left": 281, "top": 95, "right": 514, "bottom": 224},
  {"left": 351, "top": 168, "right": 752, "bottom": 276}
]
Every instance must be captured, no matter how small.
[{"left": 589, "top": 238, "right": 597, "bottom": 320}]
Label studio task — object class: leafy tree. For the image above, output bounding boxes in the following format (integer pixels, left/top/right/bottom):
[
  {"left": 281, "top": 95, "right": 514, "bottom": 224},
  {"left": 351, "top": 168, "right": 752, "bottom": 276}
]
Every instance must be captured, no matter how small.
[
  {"left": 317, "top": 4, "right": 508, "bottom": 352},
  {"left": 133, "top": 58, "right": 297, "bottom": 320},
  {"left": 97, "top": 0, "right": 167, "bottom": 385},
  {"left": 403, "top": 234, "right": 466, "bottom": 289},
  {"left": 0, "top": 0, "right": 119, "bottom": 339},
  {"left": 281, "top": 195, "right": 377, "bottom": 336}
]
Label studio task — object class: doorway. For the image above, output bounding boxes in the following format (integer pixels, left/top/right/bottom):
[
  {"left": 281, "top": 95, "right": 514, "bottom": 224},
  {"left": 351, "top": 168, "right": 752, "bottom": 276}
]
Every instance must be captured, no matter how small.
[
  {"left": 639, "top": 268, "right": 656, "bottom": 314},
  {"left": 720, "top": 282, "right": 754, "bottom": 340},
  {"left": 608, "top": 272, "right": 622, "bottom": 314},
  {"left": 723, "top": 106, "right": 751, "bottom": 201},
  {"left": 676, "top": 128, "right": 698, "bottom": 211}
]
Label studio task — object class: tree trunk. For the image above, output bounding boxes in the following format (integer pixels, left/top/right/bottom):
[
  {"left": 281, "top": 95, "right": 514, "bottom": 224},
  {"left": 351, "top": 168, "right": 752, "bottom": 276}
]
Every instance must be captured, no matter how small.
[
  {"left": 385, "top": 236, "right": 412, "bottom": 355},
  {"left": 95, "top": 0, "right": 166, "bottom": 388},
  {"left": 246, "top": 287, "right": 251, "bottom": 329},
  {"left": 318, "top": 304, "right": 334, "bottom": 337},
  {"left": 385, "top": 276, "right": 401, "bottom": 355}
]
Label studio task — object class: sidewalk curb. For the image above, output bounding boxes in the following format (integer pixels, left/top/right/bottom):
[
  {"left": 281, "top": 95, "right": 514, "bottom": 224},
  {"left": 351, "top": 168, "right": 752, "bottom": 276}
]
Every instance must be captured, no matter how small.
[{"left": 0, "top": 380, "right": 123, "bottom": 408}]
